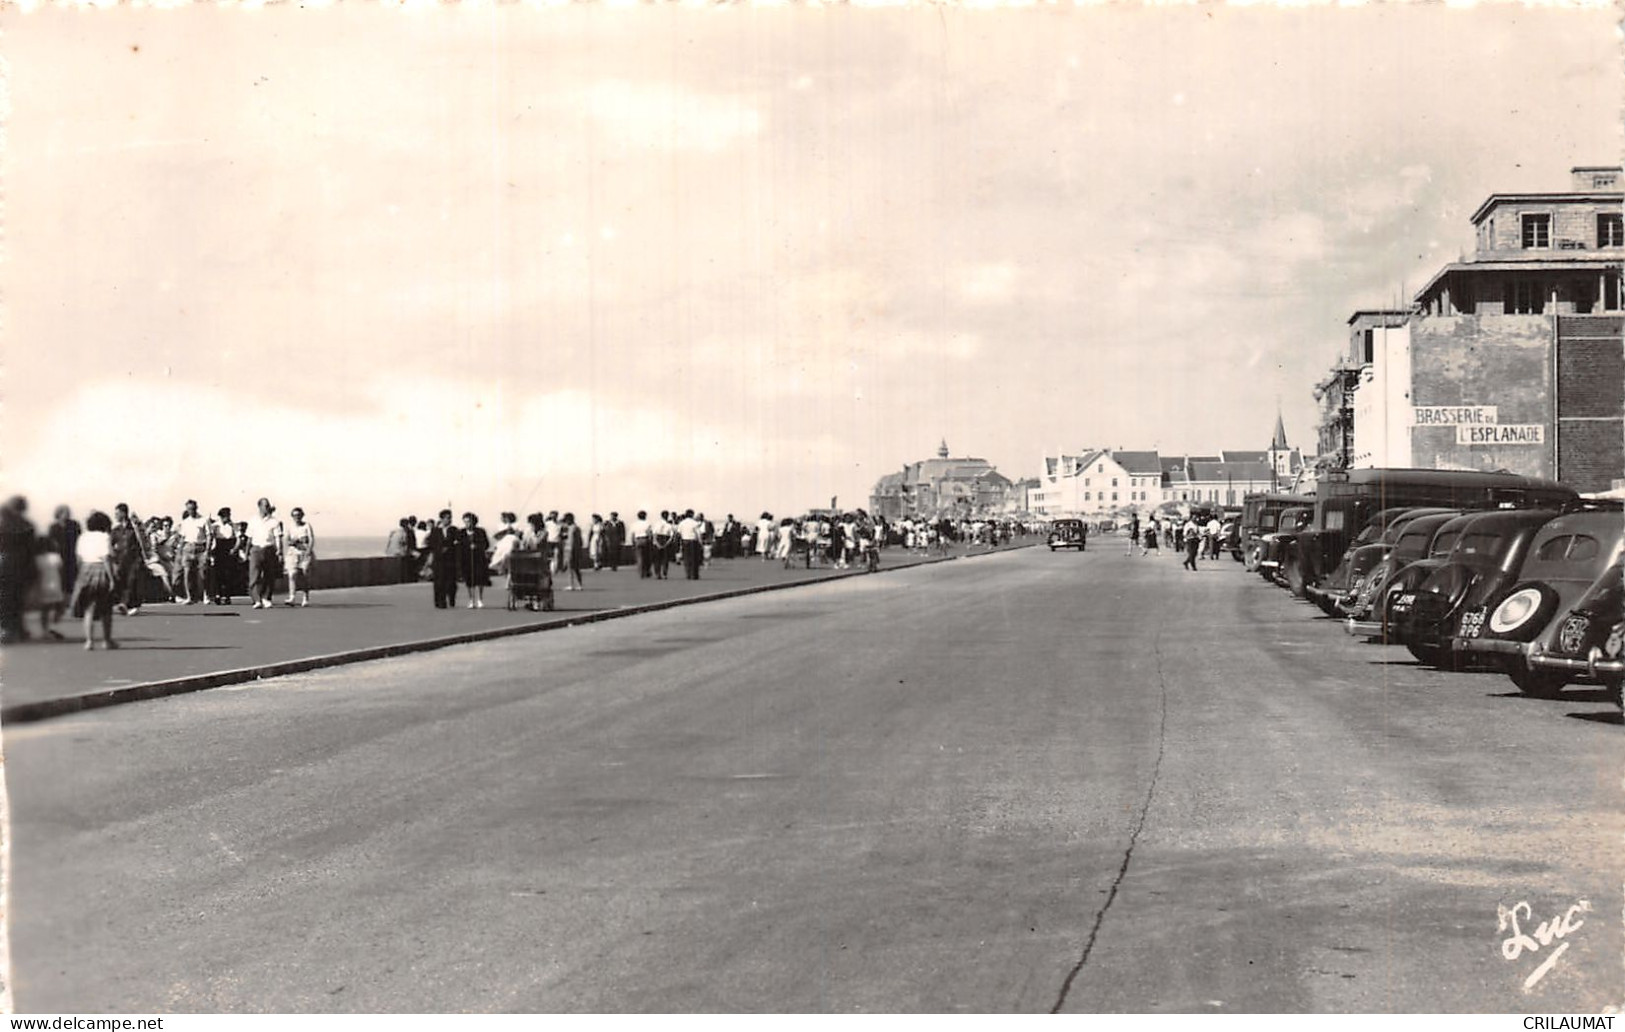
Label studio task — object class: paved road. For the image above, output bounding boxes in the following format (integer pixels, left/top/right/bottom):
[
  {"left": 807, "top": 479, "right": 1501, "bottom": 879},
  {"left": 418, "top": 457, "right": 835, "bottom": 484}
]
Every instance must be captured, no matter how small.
[{"left": 5, "top": 547, "right": 1620, "bottom": 1012}]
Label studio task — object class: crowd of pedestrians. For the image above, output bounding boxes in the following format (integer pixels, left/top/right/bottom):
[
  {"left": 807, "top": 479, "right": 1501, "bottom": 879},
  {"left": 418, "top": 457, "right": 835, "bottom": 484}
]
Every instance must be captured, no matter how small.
[
  {"left": 0, "top": 494, "right": 318, "bottom": 649},
  {"left": 0, "top": 491, "right": 1039, "bottom": 648},
  {"left": 1119, "top": 510, "right": 1237, "bottom": 571}
]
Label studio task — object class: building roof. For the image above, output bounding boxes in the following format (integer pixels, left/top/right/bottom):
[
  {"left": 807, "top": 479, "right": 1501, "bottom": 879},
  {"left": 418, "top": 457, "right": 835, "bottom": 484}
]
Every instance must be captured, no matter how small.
[
  {"left": 1112, "top": 450, "right": 1162, "bottom": 475},
  {"left": 1189, "top": 459, "right": 1276, "bottom": 485},
  {"left": 1222, "top": 450, "right": 1269, "bottom": 464},
  {"left": 1414, "top": 258, "right": 1623, "bottom": 301},
  {"left": 1469, "top": 191, "right": 1623, "bottom": 225},
  {"left": 1346, "top": 309, "right": 1412, "bottom": 326}
]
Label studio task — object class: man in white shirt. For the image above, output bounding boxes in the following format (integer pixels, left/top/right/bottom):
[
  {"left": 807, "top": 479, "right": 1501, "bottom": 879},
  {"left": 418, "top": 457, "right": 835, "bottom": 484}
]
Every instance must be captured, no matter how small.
[
  {"left": 1205, "top": 515, "right": 1223, "bottom": 559},
  {"left": 246, "top": 498, "right": 285, "bottom": 609},
  {"left": 175, "top": 499, "right": 212, "bottom": 605},
  {"left": 629, "top": 510, "right": 653, "bottom": 579},
  {"left": 676, "top": 510, "right": 702, "bottom": 580},
  {"left": 1182, "top": 517, "right": 1201, "bottom": 571},
  {"left": 650, "top": 511, "right": 674, "bottom": 580}
]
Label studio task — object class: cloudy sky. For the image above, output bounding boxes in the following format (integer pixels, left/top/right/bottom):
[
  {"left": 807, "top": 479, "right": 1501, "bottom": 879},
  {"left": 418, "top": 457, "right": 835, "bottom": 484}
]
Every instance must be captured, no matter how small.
[{"left": 2, "top": 2, "right": 1617, "bottom": 534}]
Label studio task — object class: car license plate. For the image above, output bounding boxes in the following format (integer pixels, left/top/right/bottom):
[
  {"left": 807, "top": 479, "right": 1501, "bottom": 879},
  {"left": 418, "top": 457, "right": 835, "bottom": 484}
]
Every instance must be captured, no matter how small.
[{"left": 1394, "top": 593, "right": 1416, "bottom": 610}]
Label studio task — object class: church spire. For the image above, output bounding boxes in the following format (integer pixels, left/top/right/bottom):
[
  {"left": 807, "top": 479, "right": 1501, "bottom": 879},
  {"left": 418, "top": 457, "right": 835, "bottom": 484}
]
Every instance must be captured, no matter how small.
[
  {"left": 938, "top": 438, "right": 950, "bottom": 459},
  {"left": 1270, "top": 410, "right": 1289, "bottom": 450}
]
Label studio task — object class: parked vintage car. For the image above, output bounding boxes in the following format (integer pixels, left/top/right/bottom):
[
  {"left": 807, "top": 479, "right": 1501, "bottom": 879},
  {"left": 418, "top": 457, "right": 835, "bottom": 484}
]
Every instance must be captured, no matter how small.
[
  {"left": 1306, "top": 507, "right": 1448, "bottom": 616},
  {"left": 1387, "top": 509, "right": 1563, "bottom": 668},
  {"left": 1452, "top": 509, "right": 1625, "bottom": 694},
  {"left": 1341, "top": 510, "right": 1471, "bottom": 639},
  {"left": 1523, "top": 559, "right": 1624, "bottom": 705},
  {"left": 1256, "top": 506, "right": 1314, "bottom": 583},
  {"left": 1047, "top": 518, "right": 1087, "bottom": 551},
  {"left": 1277, "top": 468, "right": 1576, "bottom": 600},
  {"left": 1239, "top": 492, "right": 1314, "bottom": 572}
]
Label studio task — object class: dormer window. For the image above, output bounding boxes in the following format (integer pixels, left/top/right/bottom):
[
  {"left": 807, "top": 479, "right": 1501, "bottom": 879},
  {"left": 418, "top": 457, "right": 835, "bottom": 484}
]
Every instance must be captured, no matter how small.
[
  {"left": 1599, "top": 213, "right": 1623, "bottom": 248},
  {"left": 1521, "top": 213, "right": 1551, "bottom": 249}
]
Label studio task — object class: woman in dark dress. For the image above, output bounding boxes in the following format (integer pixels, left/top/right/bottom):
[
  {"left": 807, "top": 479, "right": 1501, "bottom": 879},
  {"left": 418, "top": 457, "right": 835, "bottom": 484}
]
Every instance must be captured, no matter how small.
[{"left": 459, "top": 512, "right": 491, "bottom": 609}]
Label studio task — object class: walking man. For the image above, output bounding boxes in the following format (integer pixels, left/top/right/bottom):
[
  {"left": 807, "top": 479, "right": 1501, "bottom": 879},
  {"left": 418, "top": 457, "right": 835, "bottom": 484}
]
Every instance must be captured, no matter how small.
[
  {"left": 1126, "top": 513, "right": 1140, "bottom": 557},
  {"left": 110, "top": 503, "right": 149, "bottom": 615},
  {"left": 603, "top": 512, "right": 625, "bottom": 572},
  {"left": 677, "top": 509, "right": 702, "bottom": 580},
  {"left": 630, "top": 510, "right": 652, "bottom": 579},
  {"left": 176, "top": 499, "right": 211, "bottom": 604},
  {"left": 650, "top": 511, "right": 673, "bottom": 580},
  {"left": 429, "top": 509, "right": 461, "bottom": 608},
  {"left": 1182, "top": 516, "right": 1201, "bottom": 571}
]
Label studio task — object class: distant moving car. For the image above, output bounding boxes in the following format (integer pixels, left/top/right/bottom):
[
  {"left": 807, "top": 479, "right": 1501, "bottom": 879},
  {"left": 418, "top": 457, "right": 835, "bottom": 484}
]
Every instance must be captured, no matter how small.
[
  {"left": 1453, "top": 508, "right": 1625, "bottom": 695},
  {"left": 1047, "top": 518, "right": 1087, "bottom": 551},
  {"left": 1524, "top": 560, "right": 1624, "bottom": 706}
]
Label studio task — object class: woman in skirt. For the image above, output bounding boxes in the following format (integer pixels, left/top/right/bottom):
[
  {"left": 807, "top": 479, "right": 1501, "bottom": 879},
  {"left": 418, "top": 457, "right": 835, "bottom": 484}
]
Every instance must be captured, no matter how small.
[
  {"left": 283, "top": 507, "right": 316, "bottom": 606},
  {"left": 71, "top": 510, "right": 117, "bottom": 650}
]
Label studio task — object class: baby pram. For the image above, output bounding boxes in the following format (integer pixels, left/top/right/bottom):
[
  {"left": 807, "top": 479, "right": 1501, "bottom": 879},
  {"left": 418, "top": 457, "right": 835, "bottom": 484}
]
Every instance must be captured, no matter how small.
[{"left": 506, "top": 550, "right": 555, "bottom": 612}]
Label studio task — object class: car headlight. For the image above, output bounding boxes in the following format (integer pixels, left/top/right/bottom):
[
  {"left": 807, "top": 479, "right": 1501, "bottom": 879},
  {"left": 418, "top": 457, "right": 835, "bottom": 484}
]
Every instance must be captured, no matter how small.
[
  {"left": 1489, "top": 587, "right": 1544, "bottom": 634},
  {"left": 1605, "top": 624, "right": 1624, "bottom": 659}
]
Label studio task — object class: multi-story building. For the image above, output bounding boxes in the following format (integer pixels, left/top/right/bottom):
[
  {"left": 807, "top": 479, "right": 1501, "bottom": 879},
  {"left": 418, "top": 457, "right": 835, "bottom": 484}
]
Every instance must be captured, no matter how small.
[
  {"left": 1319, "top": 165, "right": 1623, "bottom": 491},
  {"left": 1033, "top": 427, "right": 1303, "bottom": 517},
  {"left": 869, "top": 441, "right": 1016, "bottom": 520}
]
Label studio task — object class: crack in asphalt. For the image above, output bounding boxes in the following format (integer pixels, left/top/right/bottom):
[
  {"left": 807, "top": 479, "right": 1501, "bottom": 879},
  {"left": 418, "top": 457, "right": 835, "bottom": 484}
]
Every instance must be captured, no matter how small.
[{"left": 1049, "top": 621, "right": 1169, "bottom": 1014}]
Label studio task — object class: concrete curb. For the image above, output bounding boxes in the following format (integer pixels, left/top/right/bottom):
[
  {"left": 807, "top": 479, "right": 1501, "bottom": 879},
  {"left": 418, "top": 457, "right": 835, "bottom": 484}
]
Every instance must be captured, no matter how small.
[{"left": 3, "top": 544, "right": 1033, "bottom": 724}]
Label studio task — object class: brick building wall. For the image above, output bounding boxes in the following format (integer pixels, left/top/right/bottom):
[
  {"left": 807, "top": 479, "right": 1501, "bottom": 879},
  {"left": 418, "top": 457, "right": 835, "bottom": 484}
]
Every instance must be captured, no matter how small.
[
  {"left": 1408, "top": 314, "right": 1553, "bottom": 476},
  {"left": 1556, "top": 315, "right": 1624, "bottom": 492}
]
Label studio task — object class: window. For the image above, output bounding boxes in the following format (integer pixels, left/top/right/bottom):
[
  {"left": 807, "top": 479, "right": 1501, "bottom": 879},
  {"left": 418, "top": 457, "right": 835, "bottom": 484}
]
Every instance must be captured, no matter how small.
[
  {"left": 1521, "top": 214, "right": 1550, "bottom": 249},
  {"left": 1111, "top": 492, "right": 1118, "bottom": 502},
  {"left": 1112, "top": 478, "right": 1118, "bottom": 487},
  {"left": 1509, "top": 279, "right": 1546, "bottom": 314},
  {"left": 1097, "top": 465, "right": 1103, "bottom": 473},
  {"left": 1599, "top": 213, "right": 1624, "bottom": 248},
  {"left": 1593, "top": 173, "right": 1618, "bottom": 188},
  {"left": 1535, "top": 534, "right": 1600, "bottom": 562}
]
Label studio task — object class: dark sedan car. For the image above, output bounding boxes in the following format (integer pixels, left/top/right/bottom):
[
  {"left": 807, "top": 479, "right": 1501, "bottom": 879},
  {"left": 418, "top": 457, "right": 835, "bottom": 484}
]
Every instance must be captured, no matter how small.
[
  {"left": 1524, "top": 560, "right": 1623, "bottom": 705},
  {"left": 1387, "top": 509, "right": 1561, "bottom": 667},
  {"left": 1047, "top": 519, "right": 1087, "bottom": 551},
  {"left": 1342, "top": 511, "right": 1473, "bottom": 639},
  {"left": 1305, "top": 507, "right": 1438, "bottom": 616},
  {"left": 1453, "top": 509, "right": 1625, "bottom": 694}
]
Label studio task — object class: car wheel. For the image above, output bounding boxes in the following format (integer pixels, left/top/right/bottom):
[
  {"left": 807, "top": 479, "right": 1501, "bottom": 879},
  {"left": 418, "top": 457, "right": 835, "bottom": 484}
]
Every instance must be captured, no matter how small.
[
  {"left": 1243, "top": 544, "right": 1263, "bottom": 573},
  {"left": 1606, "top": 677, "right": 1622, "bottom": 709},
  {"left": 1049, "top": 545, "right": 1056, "bottom": 552},
  {"left": 1509, "top": 662, "right": 1568, "bottom": 699}
]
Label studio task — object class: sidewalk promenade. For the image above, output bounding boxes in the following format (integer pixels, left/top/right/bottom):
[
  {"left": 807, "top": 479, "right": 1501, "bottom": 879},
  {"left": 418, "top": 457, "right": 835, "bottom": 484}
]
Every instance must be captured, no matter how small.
[{"left": 1, "top": 541, "right": 1034, "bottom": 723}]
